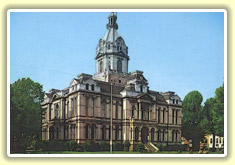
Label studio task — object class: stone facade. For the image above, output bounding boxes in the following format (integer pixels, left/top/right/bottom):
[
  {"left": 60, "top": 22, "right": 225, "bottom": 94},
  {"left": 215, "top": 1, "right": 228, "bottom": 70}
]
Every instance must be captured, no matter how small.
[{"left": 41, "top": 13, "right": 182, "bottom": 149}]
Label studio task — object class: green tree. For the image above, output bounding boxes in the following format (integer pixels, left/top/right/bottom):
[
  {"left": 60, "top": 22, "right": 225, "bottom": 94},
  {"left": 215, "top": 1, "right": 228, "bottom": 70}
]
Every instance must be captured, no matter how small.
[
  {"left": 182, "top": 91, "right": 205, "bottom": 151},
  {"left": 202, "top": 83, "right": 224, "bottom": 152},
  {"left": 10, "top": 78, "right": 44, "bottom": 151},
  {"left": 213, "top": 84, "right": 224, "bottom": 136},
  {"left": 202, "top": 97, "right": 216, "bottom": 151}
]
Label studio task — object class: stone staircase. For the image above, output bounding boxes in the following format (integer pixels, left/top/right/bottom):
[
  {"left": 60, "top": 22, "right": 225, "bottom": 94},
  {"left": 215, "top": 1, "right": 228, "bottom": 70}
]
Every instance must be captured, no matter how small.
[{"left": 145, "top": 142, "right": 159, "bottom": 153}]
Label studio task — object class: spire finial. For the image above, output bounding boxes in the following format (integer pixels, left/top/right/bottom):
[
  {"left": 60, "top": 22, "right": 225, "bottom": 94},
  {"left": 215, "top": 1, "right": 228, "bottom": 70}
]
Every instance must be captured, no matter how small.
[{"left": 107, "top": 12, "right": 118, "bottom": 30}]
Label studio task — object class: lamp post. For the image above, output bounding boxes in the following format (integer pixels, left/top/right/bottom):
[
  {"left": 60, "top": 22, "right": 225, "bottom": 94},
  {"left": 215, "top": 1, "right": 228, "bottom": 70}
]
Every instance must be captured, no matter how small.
[
  {"left": 109, "top": 74, "right": 125, "bottom": 154},
  {"left": 110, "top": 80, "right": 113, "bottom": 154}
]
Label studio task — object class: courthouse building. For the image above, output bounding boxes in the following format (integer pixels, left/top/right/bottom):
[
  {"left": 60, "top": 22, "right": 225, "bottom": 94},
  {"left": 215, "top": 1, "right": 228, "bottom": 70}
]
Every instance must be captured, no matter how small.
[{"left": 41, "top": 12, "right": 182, "bottom": 149}]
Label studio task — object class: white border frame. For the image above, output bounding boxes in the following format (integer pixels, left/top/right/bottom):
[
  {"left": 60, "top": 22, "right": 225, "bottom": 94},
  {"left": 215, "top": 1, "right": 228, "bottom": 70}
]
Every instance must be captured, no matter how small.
[{"left": 7, "top": 9, "right": 227, "bottom": 158}]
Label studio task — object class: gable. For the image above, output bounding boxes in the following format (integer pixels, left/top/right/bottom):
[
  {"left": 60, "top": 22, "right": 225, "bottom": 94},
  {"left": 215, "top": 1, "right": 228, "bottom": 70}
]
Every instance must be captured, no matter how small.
[{"left": 137, "top": 93, "right": 153, "bottom": 101}]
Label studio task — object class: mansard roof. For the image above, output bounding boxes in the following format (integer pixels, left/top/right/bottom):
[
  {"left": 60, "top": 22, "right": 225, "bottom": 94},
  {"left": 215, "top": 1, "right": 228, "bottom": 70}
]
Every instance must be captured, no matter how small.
[
  {"left": 96, "top": 80, "right": 125, "bottom": 95},
  {"left": 149, "top": 90, "right": 168, "bottom": 104}
]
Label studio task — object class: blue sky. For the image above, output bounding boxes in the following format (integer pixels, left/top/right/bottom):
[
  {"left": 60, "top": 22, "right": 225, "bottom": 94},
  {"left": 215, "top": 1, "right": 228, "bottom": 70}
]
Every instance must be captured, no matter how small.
[{"left": 10, "top": 11, "right": 224, "bottom": 103}]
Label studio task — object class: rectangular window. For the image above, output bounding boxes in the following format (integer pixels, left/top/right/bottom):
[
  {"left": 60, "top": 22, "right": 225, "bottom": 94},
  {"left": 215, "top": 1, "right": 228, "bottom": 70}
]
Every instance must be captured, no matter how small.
[
  {"left": 71, "top": 98, "right": 74, "bottom": 117},
  {"left": 92, "top": 97, "right": 95, "bottom": 117},
  {"left": 176, "top": 110, "right": 178, "bottom": 124},
  {"left": 163, "top": 110, "right": 165, "bottom": 124},
  {"left": 86, "top": 97, "right": 89, "bottom": 116},
  {"left": 74, "top": 97, "right": 77, "bottom": 116},
  {"left": 116, "top": 103, "right": 118, "bottom": 119},
  {"left": 158, "top": 108, "right": 161, "bottom": 123},
  {"left": 172, "top": 109, "right": 175, "bottom": 124}
]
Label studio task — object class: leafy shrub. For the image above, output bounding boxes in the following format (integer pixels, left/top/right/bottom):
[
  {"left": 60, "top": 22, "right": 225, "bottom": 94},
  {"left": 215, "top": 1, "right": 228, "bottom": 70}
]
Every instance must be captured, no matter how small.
[
  {"left": 137, "top": 142, "right": 147, "bottom": 153},
  {"left": 83, "top": 141, "right": 99, "bottom": 152},
  {"left": 42, "top": 140, "right": 67, "bottom": 151},
  {"left": 66, "top": 141, "right": 79, "bottom": 151},
  {"left": 155, "top": 143, "right": 167, "bottom": 151},
  {"left": 99, "top": 141, "right": 109, "bottom": 151},
  {"left": 76, "top": 144, "right": 84, "bottom": 152},
  {"left": 32, "top": 141, "right": 42, "bottom": 150},
  {"left": 113, "top": 142, "right": 124, "bottom": 151},
  {"left": 123, "top": 141, "right": 130, "bottom": 151}
]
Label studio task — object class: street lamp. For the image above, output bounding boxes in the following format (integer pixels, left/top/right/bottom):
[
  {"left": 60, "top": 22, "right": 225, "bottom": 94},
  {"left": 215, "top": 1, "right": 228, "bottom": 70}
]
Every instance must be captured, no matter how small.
[
  {"left": 109, "top": 74, "right": 125, "bottom": 154},
  {"left": 110, "top": 80, "right": 113, "bottom": 154}
]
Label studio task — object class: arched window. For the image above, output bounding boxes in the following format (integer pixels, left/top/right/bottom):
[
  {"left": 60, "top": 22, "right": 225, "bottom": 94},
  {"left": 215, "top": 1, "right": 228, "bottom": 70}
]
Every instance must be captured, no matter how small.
[
  {"left": 117, "top": 59, "right": 122, "bottom": 73},
  {"left": 158, "top": 130, "right": 161, "bottom": 142},
  {"left": 99, "top": 61, "right": 103, "bottom": 73},
  {"left": 55, "top": 104, "right": 59, "bottom": 119},
  {"left": 135, "top": 127, "right": 139, "bottom": 142},
  {"left": 175, "top": 131, "right": 178, "bottom": 142},
  {"left": 102, "top": 125, "right": 106, "bottom": 140},
  {"left": 172, "top": 130, "right": 175, "bottom": 142},
  {"left": 85, "top": 124, "right": 89, "bottom": 139},
  {"left": 91, "top": 124, "right": 95, "bottom": 140},
  {"left": 151, "top": 128, "right": 154, "bottom": 142},
  {"left": 115, "top": 126, "right": 119, "bottom": 140}
]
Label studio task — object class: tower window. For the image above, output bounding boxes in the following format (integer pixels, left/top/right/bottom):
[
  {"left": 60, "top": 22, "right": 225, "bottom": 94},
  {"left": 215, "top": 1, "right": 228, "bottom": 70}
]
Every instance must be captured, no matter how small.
[
  {"left": 117, "top": 59, "right": 122, "bottom": 73},
  {"left": 108, "top": 44, "right": 110, "bottom": 50},
  {"left": 99, "top": 61, "right": 103, "bottom": 73}
]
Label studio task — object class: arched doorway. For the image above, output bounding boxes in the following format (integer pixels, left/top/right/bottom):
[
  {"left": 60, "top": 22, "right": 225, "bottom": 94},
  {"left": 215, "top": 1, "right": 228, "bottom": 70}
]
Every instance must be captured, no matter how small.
[{"left": 141, "top": 127, "right": 149, "bottom": 144}]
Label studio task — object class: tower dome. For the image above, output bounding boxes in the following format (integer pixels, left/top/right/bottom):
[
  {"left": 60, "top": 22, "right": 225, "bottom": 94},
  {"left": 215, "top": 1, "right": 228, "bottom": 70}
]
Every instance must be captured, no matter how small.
[{"left": 95, "top": 12, "right": 129, "bottom": 78}]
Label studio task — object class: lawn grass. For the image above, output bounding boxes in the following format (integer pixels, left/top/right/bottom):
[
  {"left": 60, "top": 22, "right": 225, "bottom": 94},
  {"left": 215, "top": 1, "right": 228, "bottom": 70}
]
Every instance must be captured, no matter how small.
[{"left": 14, "top": 150, "right": 223, "bottom": 154}]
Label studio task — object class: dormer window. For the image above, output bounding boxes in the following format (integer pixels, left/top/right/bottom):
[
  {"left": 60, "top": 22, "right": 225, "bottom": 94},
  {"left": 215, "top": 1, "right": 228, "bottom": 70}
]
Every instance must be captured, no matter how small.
[
  {"left": 91, "top": 84, "right": 95, "bottom": 91},
  {"left": 140, "top": 85, "right": 143, "bottom": 93},
  {"left": 86, "top": 84, "right": 89, "bottom": 90},
  {"left": 173, "top": 99, "right": 175, "bottom": 104},
  {"left": 176, "top": 99, "right": 178, "bottom": 104}
]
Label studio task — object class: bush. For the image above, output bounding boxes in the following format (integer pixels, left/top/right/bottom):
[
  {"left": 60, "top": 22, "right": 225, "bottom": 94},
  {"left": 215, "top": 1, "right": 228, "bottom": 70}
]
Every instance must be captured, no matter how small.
[
  {"left": 99, "top": 141, "right": 109, "bottom": 151},
  {"left": 113, "top": 142, "right": 124, "bottom": 151},
  {"left": 76, "top": 144, "right": 84, "bottom": 152},
  {"left": 123, "top": 141, "right": 130, "bottom": 151},
  {"left": 83, "top": 141, "right": 100, "bottom": 152},
  {"left": 66, "top": 141, "right": 79, "bottom": 151},
  {"left": 33, "top": 141, "right": 42, "bottom": 150},
  {"left": 42, "top": 140, "right": 68, "bottom": 151},
  {"left": 137, "top": 142, "right": 147, "bottom": 153},
  {"left": 155, "top": 143, "right": 167, "bottom": 151}
]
